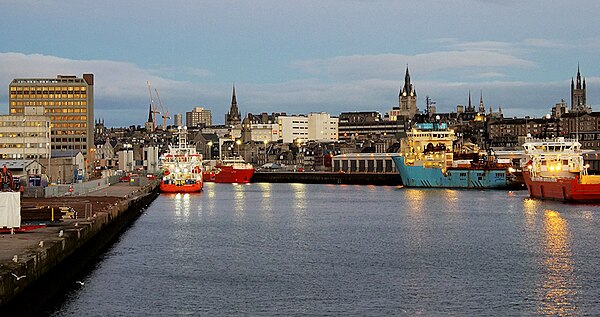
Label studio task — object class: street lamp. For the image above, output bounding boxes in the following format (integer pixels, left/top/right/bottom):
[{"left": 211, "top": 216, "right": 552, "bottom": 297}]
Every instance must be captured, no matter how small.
[
  {"left": 236, "top": 139, "right": 241, "bottom": 158},
  {"left": 263, "top": 140, "right": 268, "bottom": 164},
  {"left": 207, "top": 141, "right": 213, "bottom": 160}
]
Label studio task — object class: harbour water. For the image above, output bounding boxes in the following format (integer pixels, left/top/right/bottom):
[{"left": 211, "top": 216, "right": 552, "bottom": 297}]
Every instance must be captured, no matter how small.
[{"left": 46, "top": 183, "right": 599, "bottom": 315}]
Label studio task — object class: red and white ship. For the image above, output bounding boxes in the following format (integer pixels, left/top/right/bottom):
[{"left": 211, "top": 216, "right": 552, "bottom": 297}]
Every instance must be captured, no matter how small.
[
  {"left": 522, "top": 137, "right": 600, "bottom": 203},
  {"left": 203, "top": 158, "right": 254, "bottom": 184},
  {"left": 159, "top": 126, "right": 203, "bottom": 193}
]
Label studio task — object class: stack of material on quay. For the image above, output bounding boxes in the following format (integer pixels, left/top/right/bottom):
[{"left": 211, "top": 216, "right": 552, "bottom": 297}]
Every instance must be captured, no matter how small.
[{"left": 20, "top": 196, "right": 123, "bottom": 221}]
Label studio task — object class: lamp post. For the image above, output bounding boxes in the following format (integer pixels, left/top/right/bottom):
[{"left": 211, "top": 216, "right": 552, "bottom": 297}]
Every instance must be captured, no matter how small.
[
  {"left": 47, "top": 142, "right": 51, "bottom": 182},
  {"left": 236, "top": 139, "right": 241, "bottom": 159},
  {"left": 263, "top": 140, "right": 268, "bottom": 164},
  {"left": 207, "top": 141, "right": 213, "bottom": 160}
]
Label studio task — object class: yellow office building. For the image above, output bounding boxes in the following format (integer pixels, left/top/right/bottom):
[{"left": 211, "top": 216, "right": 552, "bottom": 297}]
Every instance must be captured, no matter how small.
[{"left": 9, "top": 74, "right": 94, "bottom": 159}]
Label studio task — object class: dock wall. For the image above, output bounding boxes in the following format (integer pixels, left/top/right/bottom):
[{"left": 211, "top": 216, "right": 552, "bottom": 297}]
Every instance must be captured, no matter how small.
[
  {"left": 0, "top": 182, "right": 159, "bottom": 315},
  {"left": 251, "top": 172, "right": 402, "bottom": 186}
]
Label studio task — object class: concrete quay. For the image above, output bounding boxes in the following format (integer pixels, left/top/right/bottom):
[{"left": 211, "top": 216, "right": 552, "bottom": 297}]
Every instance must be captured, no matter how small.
[
  {"left": 251, "top": 171, "right": 402, "bottom": 186},
  {"left": 0, "top": 181, "right": 159, "bottom": 314}
]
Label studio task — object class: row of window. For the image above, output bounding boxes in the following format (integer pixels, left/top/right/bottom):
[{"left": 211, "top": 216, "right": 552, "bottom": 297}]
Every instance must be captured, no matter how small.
[
  {"left": 11, "top": 93, "right": 87, "bottom": 100},
  {"left": 0, "top": 132, "right": 49, "bottom": 138},
  {"left": 52, "top": 123, "right": 86, "bottom": 128},
  {"left": 0, "top": 121, "right": 48, "bottom": 127},
  {"left": 10, "top": 108, "right": 87, "bottom": 114},
  {"left": 11, "top": 101, "right": 87, "bottom": 107},
  {"left": 10, "top": 86, "right": 86, "bottom": 92},
  {"left": 0, "top": 143, "right": 49, "bottom": 148},
  {"left": 10, "top": 100, "right": 87, "bottom": 107},
  {"left": 49, "top": 116, "right": 87, "bottom": 121},
  {"left": 52, "top": 130, "right": 86, "bottom": 135}
]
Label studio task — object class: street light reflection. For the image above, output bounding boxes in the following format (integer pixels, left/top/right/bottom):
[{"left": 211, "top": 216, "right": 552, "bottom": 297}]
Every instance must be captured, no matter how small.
[{"left": 538, "top": 209, "right": 578, "bottom": 316}]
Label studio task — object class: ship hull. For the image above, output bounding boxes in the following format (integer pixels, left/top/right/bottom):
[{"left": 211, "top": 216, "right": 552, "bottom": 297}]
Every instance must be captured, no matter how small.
[
  {"left": 392, "top": 156, "right": 517, "bottom": 189},
  {"left": 523, "top": 171, "right": 600, "bottom": 203},
  {"left": 212, "top": 166, "right": 254, "bottom": 183},
  {"left": 159, "top": 181, "right": 203, "bottom": 193}
]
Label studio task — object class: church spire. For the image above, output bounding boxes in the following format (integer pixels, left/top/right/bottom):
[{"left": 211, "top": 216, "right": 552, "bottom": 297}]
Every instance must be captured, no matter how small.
[
  {"left": 225, "top": 84, "right": 241, "bottom": 126},
  {"left": 468, "top": 90, "right": 472, "bottom": 111},
  {"left": 479, "top": 90, "right": 485, "bottom": 113},
  {"left": 147, "top": 104, "right": 153, "bottom": 123},
  {"left": 231, "top": 85, "right": 237, "bottom": 106}
]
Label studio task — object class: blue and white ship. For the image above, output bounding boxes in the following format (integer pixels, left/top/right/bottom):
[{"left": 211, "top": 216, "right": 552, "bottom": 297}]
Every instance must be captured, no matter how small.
[{"left": 392, "top": 123, "right": 520, "bottom": 189}]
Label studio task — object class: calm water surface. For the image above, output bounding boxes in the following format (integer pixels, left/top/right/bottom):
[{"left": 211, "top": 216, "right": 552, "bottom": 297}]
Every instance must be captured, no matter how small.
[{"left": 48, "top": 183, "right": 600, "bottom": 316}]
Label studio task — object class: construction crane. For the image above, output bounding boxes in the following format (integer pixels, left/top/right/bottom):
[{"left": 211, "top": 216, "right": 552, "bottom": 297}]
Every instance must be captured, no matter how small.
[
  {"left": 146, "top": 81, "right": 160, "bottom": 131},
  {"left": 155, "top": 88, "right": 171, "bottom": 129}
]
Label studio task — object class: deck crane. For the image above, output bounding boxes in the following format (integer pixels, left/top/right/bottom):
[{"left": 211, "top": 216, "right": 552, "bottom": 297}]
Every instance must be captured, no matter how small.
[
  {"left": 146, "top": 81, "right": 160, "bottom": 131},
  {"left": 155, "top": 88, "right": 171, "bottom": 129}
]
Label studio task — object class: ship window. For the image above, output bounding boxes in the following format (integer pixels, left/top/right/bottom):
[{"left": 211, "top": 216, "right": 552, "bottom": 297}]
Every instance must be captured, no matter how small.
[
  {"left": 496, "top": 173, "right": 504, "bottom": 178},
  {"left": 460, "top": 173, "right": 467, "bottom": 177}
]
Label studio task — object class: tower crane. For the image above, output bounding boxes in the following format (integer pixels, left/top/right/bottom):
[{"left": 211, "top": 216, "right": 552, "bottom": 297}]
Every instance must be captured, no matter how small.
[
  {"left": 155, "top": 88, "right": 171, "bottom": 129},
  {"left": 146, "top": 81, "right": 160, "bottom": 131}
]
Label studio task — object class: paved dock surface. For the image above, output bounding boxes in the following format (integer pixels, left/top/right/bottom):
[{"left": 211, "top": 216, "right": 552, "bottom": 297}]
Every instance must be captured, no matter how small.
[{"left": 0, "top": 183, "right": 144, "bottom": 265}]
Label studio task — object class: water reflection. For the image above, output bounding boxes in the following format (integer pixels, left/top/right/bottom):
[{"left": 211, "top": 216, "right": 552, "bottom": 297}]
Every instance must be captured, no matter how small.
[
  {"left": 172, "top": 193, "right": 192, "bottom": 220},
  {"left": 538, "top": 209, "right": 578, "bottom": 316},
  {"left": 522, "top": 198, "right": 539, "bottom": 228},
  {"left": 291, "top": 183, "right": 307, "bottom": 226},
  {"left": 259, "top": 183, "right": 273, "bottom": 223},
  {"left": 233, "top": 184, "right": 246, "bottom": 216}
]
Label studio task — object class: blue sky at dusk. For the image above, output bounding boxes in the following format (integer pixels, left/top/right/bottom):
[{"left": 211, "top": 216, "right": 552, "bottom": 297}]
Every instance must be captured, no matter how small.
[{"left": 1, "top": 0, "right": 599, "bottom": 126}]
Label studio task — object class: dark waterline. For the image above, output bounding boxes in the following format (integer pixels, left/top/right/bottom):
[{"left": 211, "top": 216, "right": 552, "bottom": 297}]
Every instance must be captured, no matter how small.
[{"left": 46, "top": 183, "right": 600, "bottom": 315}]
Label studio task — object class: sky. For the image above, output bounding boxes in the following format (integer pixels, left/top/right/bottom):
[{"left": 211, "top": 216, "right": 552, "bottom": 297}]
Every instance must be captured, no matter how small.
[{"left": 1, "top": 0, "right": 600, "bottom": 127}]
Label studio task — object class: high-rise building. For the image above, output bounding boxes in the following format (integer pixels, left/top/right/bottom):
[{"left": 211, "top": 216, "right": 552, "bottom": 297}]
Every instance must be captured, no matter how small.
[
  {"left": 0, "top": 106, "right": 51, "bottom": 160},
  {"left": 398, "top": 66, "right": 418, "bottom": 119},
  {"left": 225, "top": 85, "right": 241, "bottom": 127},
  {"left": 9, "top": 74, "right": 94, "bottom": 158},
  {"left": 174, "top": 113, "right": 183, "bottom": 127},
  {"left": 186, "top": 107, "right": 212, "bottom": 128}
]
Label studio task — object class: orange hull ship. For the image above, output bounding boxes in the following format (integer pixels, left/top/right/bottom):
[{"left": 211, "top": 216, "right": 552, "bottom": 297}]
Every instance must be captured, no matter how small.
[
  {"left": 522, "top": 137, "right": 600, "bottom": 203},
  {"left": 160, "top": 126, "right": 203, "bottom": 193},
  {"left": 203, "top": 158, "right": 254, "bottom": 184}
]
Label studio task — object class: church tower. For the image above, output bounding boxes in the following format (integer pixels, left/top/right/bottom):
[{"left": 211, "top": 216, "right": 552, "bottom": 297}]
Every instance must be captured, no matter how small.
[
  {"left": 466, "top": 90, "right": 475, "bottom": 112},
  {"left": 225, "top": 85, "right": 241, "bottom": 127},
  {"left": 571, "top": 65, "right": 589, "bottom": 113},
  {"left": 478, "top": 91, "right": 486, "bottom": 114},
  {"left": 398, "top": 66, "right": 418, "bottom": 119},
  {"left": 145, "top": 104, "right": 154, "bottom": 131}
]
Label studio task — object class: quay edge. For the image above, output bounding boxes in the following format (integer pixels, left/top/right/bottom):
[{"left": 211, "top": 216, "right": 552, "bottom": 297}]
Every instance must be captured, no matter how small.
[
  {"left": 0, "top": 181, "right": 160, "bottom": 315},
  {"left": 251, "top": 172, "right": 402, "bottom": 186}
]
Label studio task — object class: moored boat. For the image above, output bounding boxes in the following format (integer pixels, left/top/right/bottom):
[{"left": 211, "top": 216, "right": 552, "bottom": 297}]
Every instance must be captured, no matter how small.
[
  {"left": 392, "top": 122, "right": 521, "bottom": 189},
  {"left": 522, "top": 137, "right": 600, "bottom": 202},
  {"left": 159, "top": 126, "right": 203, "bottom": 193},
  {"left": 202, "top": 158, "right": 254, "bottom": 183}
]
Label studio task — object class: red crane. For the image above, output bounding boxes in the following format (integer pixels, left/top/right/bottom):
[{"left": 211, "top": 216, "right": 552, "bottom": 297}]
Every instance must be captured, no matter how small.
[
  {"left": 155, "top": 88, "right": 171, "bottom": 129},
  {"left": 146, "top": 81, "right": 160, "bottom": 131}
]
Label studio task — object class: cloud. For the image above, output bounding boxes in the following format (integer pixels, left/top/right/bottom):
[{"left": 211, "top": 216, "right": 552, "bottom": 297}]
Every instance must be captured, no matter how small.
[
  {"left": 0, "top": 52, "right": 582, "bottom": 127},
  {"left": 522, "top": 38, "right": 569, "bottom": 49},
  {"left": 292, "top": 50, "right": 534, "bottom": 80}
]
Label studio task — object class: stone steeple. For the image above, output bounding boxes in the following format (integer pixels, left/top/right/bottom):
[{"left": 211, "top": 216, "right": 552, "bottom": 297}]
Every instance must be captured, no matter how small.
[
  {"left": 571, "top": 64, "right": 588, "bottom": 113},
  {"left": 398, "top": 65, "right": 418, "bottom": 119},
  {"left": 478, "top": 91, "right": 485, "bottom": 114},
  {"left": 147, "top": 104, "right": 154, "bottom": 123},
  {"left": 225, "top": 85, "right": 241, "bottom": 126}
]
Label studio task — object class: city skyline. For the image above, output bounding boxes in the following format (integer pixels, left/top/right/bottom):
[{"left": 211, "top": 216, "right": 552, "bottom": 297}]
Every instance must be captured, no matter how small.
[{"left": 1, "top": 1, "right": 600, "bottom": 126}]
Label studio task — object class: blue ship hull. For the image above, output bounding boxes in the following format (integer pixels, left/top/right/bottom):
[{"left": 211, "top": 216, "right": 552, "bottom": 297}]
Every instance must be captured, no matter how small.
[{"left": 392, "top": 156, "right": 513, "bottom": 189}]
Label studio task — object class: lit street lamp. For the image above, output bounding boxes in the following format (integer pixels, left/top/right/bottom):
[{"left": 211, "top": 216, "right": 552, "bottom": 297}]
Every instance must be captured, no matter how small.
[
  {"left": 236, "top": 139, "right": 241, "bottom": 158},
  {"left": 207, "top": 141, "right": 213, "bottom": 160}
]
